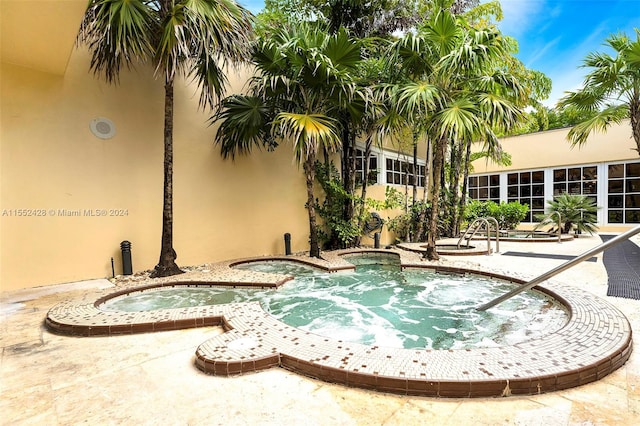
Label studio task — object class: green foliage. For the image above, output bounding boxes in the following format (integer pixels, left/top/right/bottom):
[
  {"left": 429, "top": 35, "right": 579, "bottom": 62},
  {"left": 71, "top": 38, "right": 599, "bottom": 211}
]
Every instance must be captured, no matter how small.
[
  {"left": 503, "top": 105, "right": 601, "bottom": 136},
  {"left": 386, "top": 200, "right": 431, "bottom": 243},
  {"left": 366, "top": 186, "right": 406, "bottom": 211},
  {"left": 464, "top": 199, "right": 492, "bottom": 222},
  {"left": 494, "top": 201, "right": 529, "bottom": 230},
  {"left": 468, "top": 151, "right": 511, "bottom": 172},
  {"left": 557, "top": 30, "right": 640, "bottom": 153},
  {"left": 464, "top": 200, "right": 528, "bottom": 230},
  {"left": 535, "top": 194, "right": 599, "bottom": 235},
  {"left": 315, "top": 161, "right": 362, "bottom": 248},
  {"left": 547, "top": 105, "right": 600, "bottom": 130}
]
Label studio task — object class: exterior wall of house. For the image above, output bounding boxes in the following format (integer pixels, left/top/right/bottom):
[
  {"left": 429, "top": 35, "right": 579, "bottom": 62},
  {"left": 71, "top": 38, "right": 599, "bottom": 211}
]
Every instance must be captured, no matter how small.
[
  {"left": 1, "top": 49, "right": 315, "bottom": 291},
  {"left": 5, "top": 5, "right": 637, "bottom": 291},
  {"left": 469, "top": 123, "right": 639, "bottom": 231},
  {"left": 473, "top": 124, "right": 636, "bottom": 173}
]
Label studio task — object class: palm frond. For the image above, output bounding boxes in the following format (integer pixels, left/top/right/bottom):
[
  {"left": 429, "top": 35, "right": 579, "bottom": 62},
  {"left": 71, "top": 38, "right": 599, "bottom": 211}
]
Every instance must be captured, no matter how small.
[
  {"left": 275, "top": 112, "right": 341, "bottom": 163},
  {"left": 621, "top": 30, "right": 640, "bottom": 70},
  {"left": 558, "top": 86, "right": 607, "bottom": 112},
  {"left": 425, "top": 8, "right": 460, "bottom": 56},
  {"left": 433, "top": 98, "right": 480, "bottom": 141},
  {"left": 567, "top": 103, "right": 629, "bottom": 146},
  {"left": 213, "top": 95, "right": 274, "bottom": 159},
  {"left": 476, "top": 92, "right": 523, "bottom": 131},
  {"left": 325, "top": 28, "right": 362, "bottom": 72},
  {"left": 157, "top": 0, "right": 254, "bottom": 81},
  {"left": 397, "top": 82, "right": 439, "bottom": 116},
  {"left": 79, "top": 0, "right": 155, "bottom": 83}
]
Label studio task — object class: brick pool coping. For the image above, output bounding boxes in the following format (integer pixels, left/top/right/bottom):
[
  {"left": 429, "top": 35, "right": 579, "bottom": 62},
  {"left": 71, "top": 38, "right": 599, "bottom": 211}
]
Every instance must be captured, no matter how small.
[{"left": 45, "top": 248, "right": 633, "bottom": 398}]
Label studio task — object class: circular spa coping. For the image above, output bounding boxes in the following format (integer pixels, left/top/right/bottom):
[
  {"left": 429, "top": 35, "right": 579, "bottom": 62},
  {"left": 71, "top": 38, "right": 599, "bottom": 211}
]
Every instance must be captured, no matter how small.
[
  {"left": 45, "top": 249, "right": 632, "bottom": 398},
  {"left": 398, "top": 243, "right": 491, "bottom": 256},
  {"left": 471, "top": 231, "right": 575, "bottom": 243}
]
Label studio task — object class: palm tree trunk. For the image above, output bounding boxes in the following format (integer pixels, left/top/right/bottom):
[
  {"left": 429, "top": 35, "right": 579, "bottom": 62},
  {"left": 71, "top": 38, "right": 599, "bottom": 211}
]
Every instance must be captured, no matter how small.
[
  {"left": 458, "top": 139, "right": 472, "bottom": 233},
  {"left": 304, "top": 155, "right": 321, "bottom": 258},
  {"left": 412, "top": 140, "right": 418, "bottom": 204},
  {"left": 630, "top": 96, "right": 640, "bottom": 155},
  {"left": 423, "top": 135, "right": 447, "bottom": 260},
  {"left": 151, "top": 77, "right": 184, "bottom": 278},
  {"left": 341, "top": 123, "right": 357, "bottom": 242},
  {"left": 355, "top": 137, "right": 373, "bottom": 246},
  {"left": 448, "top": 139, "right": 464, "bottom": 237},
  {"left": 414, "top": 137, "right": 431, "bottom": 242}
]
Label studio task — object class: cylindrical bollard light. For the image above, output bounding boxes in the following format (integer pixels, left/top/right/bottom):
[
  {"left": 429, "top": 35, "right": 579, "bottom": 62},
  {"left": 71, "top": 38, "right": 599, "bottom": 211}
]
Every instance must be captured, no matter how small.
[
  {"left": 284, "top": 233, "right": 292, "bottom": 255},
  {"left": 120, "top": 240, "right": 133, "bottom": 275},
  {"left": 374, "top": 232, "right": 380, "bottom": 249}
]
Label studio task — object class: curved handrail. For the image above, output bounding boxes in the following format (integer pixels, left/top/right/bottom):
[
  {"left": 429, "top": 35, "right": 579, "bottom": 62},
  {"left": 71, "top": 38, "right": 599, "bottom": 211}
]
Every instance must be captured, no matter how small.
[
  {"left": 477, "top": 225, "right": 640, "bottom": 311},
  {"left": 458, "top": 218, "right": 493, "bottom": 254},
  {"left": 534, "top": 211, "right": 562, "bottom": 242},
  {"left": 549, "top": 211, "right": 562, "bottom": 242},
  {"left": 484, "top": 217, "right": 500, "bottom": 253}
]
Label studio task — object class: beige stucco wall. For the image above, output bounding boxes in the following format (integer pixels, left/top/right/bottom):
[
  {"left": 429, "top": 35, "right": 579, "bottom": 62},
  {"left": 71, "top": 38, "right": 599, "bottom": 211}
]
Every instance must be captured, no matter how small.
[
  {"left": 470, "top": 121, "right": 639, "bottom": 232},
  {"left": 0, "top": 48, "right": 315, "bottom": 291},
  {"left": 472, "top": 122, "right": 637, "bottom": 173}
]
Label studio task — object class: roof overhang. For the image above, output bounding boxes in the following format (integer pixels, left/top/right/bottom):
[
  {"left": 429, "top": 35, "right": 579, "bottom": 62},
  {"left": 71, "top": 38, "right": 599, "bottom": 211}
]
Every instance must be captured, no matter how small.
[{"left": 0, "top": 0, "right": 87, "bottom": 75}]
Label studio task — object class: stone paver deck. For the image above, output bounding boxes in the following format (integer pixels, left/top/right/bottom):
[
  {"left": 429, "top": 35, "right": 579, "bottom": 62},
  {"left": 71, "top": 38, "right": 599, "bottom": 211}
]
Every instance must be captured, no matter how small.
[{"left": 45, "top": 247, "right": 633, "bottom": 398}]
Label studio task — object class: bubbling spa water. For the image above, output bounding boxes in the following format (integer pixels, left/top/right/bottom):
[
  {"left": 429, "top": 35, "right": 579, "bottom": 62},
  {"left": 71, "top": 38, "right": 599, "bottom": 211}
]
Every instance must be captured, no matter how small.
[{"left": 101, "top": 257, "right": 568, "bottom": 350}]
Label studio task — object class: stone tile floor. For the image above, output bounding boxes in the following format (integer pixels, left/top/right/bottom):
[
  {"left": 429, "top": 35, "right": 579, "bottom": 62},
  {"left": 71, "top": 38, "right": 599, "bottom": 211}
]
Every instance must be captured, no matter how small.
[{"left": 2, "top": 234, "right": 640, "bottom": 424}]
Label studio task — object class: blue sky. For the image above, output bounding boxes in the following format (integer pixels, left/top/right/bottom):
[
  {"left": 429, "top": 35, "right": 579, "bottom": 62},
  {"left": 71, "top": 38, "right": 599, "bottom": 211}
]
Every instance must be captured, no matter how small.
[
  {"left": 496, "top": 0, "right": 640, "bottom": 106},
  {"left": 239, "top": 0, "right": 640, "bottom": 107}
]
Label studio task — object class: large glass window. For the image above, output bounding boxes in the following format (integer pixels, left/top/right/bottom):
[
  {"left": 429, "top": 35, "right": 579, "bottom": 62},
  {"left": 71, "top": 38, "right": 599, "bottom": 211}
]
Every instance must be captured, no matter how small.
[
  {"left": 385, "top": 157, "right": 425, "bottom": 186},
  {"left": 552, "top": 165, "right": 597, "bottom": 203},
  {"left": 467, "top": 174, "right": 500, "bottom": 202},
  {"left": 507, "top": 170, "right": 545, "bottom": 222},
  {"left": 355, "top": 149, "right": 378, "bottom": 185},
  {"left": 608, "top": 162, "right": 640, "bottom": 223}
]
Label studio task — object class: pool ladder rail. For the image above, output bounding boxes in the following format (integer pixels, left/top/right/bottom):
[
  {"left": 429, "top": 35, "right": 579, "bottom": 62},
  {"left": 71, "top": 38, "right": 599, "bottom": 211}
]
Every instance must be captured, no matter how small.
[
  {"left": 477, "top": 225, "right": 640, "bottom": 311},
  {"left": 458, "top": 217, "right": 499, "bottom": 255},
  {"left": 533, "top": 211, "right": 562, "bottom": 242}
]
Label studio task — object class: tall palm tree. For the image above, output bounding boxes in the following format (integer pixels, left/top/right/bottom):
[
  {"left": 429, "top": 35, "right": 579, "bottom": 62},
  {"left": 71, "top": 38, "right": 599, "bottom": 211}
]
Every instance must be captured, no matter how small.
[
  {"left": 389, "top": 0, "right": 523, "bottom": 259},
  {"left": 78, "top": 0, "right": 254, "bottom": 277},
  {"left": 214, "top": 24, "right": 362, "bottom": 257},
  {"left": 558, "top": 30, "right": 640, "bottom": 155}
]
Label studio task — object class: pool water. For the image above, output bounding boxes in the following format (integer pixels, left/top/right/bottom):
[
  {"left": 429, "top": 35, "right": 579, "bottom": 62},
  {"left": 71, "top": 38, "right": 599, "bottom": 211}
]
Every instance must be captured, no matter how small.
[{"left": 101, "top": 259, "right": 568, "bottom": 350}]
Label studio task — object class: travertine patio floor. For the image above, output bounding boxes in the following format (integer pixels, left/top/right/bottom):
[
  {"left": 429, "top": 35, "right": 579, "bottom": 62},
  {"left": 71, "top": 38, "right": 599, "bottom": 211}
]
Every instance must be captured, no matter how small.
[{"left": 2, "top": 234, "right": 640, "bottom": 423}]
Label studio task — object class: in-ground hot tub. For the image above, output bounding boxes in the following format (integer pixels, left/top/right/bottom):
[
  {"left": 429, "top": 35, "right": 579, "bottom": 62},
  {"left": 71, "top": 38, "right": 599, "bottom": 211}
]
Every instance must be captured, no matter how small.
[{"left": 45, "top": 249, "right": 632, "bottom": 398}]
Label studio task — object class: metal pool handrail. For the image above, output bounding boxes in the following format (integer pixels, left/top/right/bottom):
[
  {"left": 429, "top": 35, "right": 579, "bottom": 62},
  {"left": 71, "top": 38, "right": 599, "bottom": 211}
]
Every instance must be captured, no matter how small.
[
  {"left": 476, "top": 225, "right": 640, "bottom": 311},
  {"left": 458, "top": 218, "right": 490, "bottom": 253},
  {"left": 550, "top": 211, "right": 562, "bottom": 242},
  {"left": 458, "top": 217, "right": 499, "bottom": 254},
  {"left": 533, "top": 211, "right": 562, "bottom": 242},
  {"left": 485, "top": 217, "right": 500, "bottom": 253}
]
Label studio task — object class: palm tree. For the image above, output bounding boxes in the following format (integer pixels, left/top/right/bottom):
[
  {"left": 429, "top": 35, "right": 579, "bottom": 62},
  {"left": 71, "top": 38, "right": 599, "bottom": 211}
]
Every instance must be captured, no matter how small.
[
  {"left": 214, "top": 25, "right": 362, "bottom": 257},
  {"left": 388, "top": 0, "right": 523, "bottom": 259},
  {"left": 535, "top": 194, "right": 599, "bottom": 235},
  {"left": 77, "top": 0, "right": 254, "bottom": 277},
  {"left": 558, "top": 30, "right": 640, "bottom": 155}
]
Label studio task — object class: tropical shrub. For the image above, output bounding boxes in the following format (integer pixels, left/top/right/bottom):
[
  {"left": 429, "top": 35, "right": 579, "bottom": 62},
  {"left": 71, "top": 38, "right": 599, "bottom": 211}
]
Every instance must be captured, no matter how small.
[
  {"left": 315, "top": 162, "right": 361, "bottom": 249},
  {"left": 386, "top": 200, "right": 433, "bottom": 243},
  {"left": 464, "top": 200, "right": 528, "bottom": 230},
  {"left": 493, "top": 201, "right": 530, "bottom": 230},
  {"left": 535, "top": 194, "right": 599, "bottom": 235}
]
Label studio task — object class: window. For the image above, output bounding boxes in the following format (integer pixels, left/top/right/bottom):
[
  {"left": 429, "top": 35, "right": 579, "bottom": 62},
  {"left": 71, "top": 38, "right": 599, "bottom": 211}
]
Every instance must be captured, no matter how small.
[
  {"left": 608, "top": 162, "right": 640, "bottom": 223},
  {"left": 385, "top": 157, "right": 425, "bottom": 186},
  {"left": 507, "top": 170, "right": 545, "bottom": 222},
  {"left": 467, "top": 174, "right": 500, "bottom": 202},
  {"left": 355, "top": 149, "right": 378, "bottom": 185},
  {"left": 552, "top": 166, "right": 597, "bottom": 204}
]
